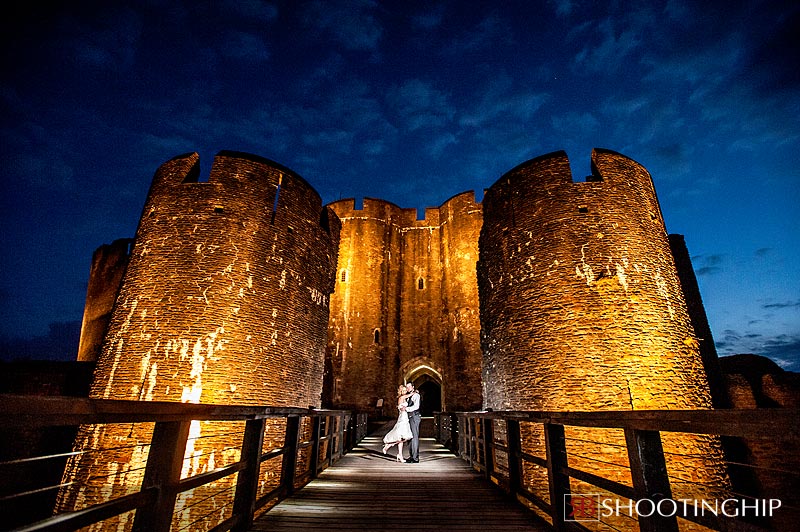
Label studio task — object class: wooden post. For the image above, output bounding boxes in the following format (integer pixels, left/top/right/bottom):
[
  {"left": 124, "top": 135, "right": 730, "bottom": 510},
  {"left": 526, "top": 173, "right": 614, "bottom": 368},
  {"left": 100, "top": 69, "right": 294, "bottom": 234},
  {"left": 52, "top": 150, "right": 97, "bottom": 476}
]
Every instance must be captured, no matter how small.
[
  {"left": 625, "top": 428, "right": 679, "bottom": 532},
  {"left": 450, "top": 413, "right": 459, "bottom": 454},
  {"left": 545, "top": 422, "right": 571, "bottom": 531},
  {"left": 325, "top": 415, "right": 335, "bottom": 466},
  {"left": 459, "top": 414, "right": 468, "bottom": 460},
  {"left": 336, "top": 414, "right": 345, "bottom": 460},
  {"left": 310, "top": 416, "right": 321, "bottom": 478},
  {"left": 466, "top": 416, "right": 475, "bottom": 466},
  {"left": 279, "top": 416, "right": 301, "bottom": 497},
  {"left": 132, "top": 420, "right": 191, "bottom": 532},
  {"left": 231, "top": 418, "right": 266, "bottom": 532},
  {"left": 482, "top": 417, "right": 494, "bottom": 480},
  {"left": 506, "top": 419, "right": 522, "bottom": 497},
  {"left": 346, "top": 412, "right": 355, "bottom": 451}
]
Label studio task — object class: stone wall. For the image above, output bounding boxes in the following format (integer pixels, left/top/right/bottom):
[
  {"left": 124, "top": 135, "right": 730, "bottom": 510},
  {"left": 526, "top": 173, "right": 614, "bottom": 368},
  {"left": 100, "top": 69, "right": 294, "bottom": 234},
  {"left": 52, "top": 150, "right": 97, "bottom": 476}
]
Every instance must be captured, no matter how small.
[
  {"left": 57, "top": 151, "right": 340, "bottom": 531},
  {"left": 669, "top": 233, "right": 729, "bottom": 407},
  {"left": 326, "top": 192, "right": 483, "bottom": 412},
  {"left": 76, "top": 238, "right": 132, "bottom": 362}
]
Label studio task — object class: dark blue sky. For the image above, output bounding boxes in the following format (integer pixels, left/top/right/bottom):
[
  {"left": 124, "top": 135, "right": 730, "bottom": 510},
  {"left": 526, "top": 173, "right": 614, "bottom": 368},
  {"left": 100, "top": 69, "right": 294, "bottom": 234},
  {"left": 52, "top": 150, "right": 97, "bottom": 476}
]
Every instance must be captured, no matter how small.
[{"left": 1, "top": 0, "right": 798, "bottom": 369}]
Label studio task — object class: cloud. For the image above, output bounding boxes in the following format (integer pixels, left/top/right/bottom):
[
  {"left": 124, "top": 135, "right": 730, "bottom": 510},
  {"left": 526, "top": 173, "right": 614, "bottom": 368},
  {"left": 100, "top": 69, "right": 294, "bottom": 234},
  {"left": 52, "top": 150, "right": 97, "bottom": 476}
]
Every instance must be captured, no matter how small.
[
  {"left": 223, "top": 0, "right": 279, "bottom": 24},
  {"left": 551, "top": 112, "right": 600, "bottom": 135},
  {"left": 218, "top": 31, "right": 270, "bottom": 62},
  {"left": 573, "top": 16, "right": 642, "bottom": 73},
  {"left": 762, "top": 300, "right": 800, "bottom": 310},
  {"left": 303, "top": 0, "right": 383, "bottom": 52},
  {"left": 693, "top": 254, "right": 724, "bottom": 276},
  {"left": 302, "top": 130, "right": 355, "bottom": 154},
  {"left": 760, "top": 335, "right": 800, "bottom": 372},
  {"left": 459, "top": 76, "right": 549, "bottom": 128},
  {"left": 386, "top": 79, "right": 455, "bottom": 132},
  {"left": 8, "top": 153, "right": 76, "bottom": 192},
  {"left": 715, "top": 328, "right": 800, "bottom": 372},
  {"left": 549, "top": 0, "right": 574, "bottom": 18},
  {"left": 411, "top": 4, "right": 445, "bottom": 31},
  {"left": 742, "top": 5, "right": 800, "bottom": 96},
  {"left": 443, "top": 12, "right": 508, "bottom": 56},
  {"left": 427, "top": 133, "right": 458, "bottom": 158},
  {"left": 66, "top": 6, "right": 143, "bottom": 71}
]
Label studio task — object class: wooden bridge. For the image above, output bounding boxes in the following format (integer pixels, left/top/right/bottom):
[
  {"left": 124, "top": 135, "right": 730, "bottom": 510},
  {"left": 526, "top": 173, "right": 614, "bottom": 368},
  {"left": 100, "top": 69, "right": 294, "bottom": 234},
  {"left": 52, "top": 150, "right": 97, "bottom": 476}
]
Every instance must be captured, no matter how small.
[
  {"left": 1, "top": 395, "right": 798, "bottom": 532},
  {"left": 249, "top": 424, "right": 545, "bottom": 531}
]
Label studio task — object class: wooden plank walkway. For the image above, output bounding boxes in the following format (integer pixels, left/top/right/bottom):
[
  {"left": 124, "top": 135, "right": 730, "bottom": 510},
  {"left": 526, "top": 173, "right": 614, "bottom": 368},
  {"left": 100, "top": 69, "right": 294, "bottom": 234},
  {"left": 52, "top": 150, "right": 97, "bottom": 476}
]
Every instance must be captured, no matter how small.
[{"left": 249, "top": 422, "right": 551, "bottom": 531}]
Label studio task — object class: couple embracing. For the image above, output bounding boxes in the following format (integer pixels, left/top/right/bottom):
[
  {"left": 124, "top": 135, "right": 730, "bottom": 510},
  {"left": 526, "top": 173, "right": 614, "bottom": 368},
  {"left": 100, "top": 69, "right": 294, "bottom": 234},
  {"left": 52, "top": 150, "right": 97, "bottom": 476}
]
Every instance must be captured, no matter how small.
[{"left": 381, "top": 382, "right": 420, "bottom": 463}]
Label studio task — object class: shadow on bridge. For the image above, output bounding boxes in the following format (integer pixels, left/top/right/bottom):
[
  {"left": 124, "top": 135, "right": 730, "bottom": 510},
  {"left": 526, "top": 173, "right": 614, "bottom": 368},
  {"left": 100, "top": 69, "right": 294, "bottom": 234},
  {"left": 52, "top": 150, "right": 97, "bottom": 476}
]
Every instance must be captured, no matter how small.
[{"left": 250, "top": 420, "right": 549, "bottom": 531}]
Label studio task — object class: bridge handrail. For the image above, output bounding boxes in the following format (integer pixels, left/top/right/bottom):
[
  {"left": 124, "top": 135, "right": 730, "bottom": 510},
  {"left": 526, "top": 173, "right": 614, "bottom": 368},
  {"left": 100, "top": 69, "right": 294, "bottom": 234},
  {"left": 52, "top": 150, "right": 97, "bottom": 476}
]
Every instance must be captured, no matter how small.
[
  {"left": 440, "top": 408, "right": 800, "bottom": 440},
  {"left": 0, "top": 394, "right": 368, "bottom": 532},
  {"left": 434, "top": 408, "right": 799, "bottom": 532}
]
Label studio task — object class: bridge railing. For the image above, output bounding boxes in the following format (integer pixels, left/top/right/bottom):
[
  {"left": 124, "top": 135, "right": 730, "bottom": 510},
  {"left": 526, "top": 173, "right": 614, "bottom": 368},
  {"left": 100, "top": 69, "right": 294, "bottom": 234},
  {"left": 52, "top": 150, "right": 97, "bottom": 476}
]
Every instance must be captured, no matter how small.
[
  {"left": 434, "top": 409, "right": 799, "bottom": 532},
  {"left": 0, "top": 394, "right": 367, "bottom": 532}
]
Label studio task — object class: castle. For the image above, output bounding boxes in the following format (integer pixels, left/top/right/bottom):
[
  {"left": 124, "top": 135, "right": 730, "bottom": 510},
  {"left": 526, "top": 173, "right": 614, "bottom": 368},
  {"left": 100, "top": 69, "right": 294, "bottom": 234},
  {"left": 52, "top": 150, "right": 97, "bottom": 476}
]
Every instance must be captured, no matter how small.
[
  {"left": 76, "top": 148, "right": 723, "bottom": 414},
  {"left": 62, "top": 148, "right": 727, "bottom": 528}
]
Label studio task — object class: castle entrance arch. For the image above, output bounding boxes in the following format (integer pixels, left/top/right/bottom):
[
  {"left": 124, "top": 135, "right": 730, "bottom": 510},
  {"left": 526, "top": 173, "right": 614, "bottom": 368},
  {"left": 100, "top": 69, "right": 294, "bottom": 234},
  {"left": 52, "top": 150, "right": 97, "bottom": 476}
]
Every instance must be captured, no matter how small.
[{"left": 401, "top": 358, "right": 443, "bottom": 416}]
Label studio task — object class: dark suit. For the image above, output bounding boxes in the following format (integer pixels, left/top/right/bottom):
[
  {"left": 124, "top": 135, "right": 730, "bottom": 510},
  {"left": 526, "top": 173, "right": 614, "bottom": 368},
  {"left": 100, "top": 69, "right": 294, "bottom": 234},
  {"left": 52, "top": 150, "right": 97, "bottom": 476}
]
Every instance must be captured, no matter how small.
[{"left": 406, "top": 391, "right": 421, "bottom": 461}]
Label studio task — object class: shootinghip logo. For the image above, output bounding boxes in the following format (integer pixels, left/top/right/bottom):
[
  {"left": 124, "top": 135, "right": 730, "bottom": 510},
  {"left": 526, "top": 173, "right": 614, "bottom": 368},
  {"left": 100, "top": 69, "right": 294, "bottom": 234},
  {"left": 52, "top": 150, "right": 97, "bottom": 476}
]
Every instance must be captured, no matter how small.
[{"left": 565, "top": 494, "right": 782, "bottom": 522}]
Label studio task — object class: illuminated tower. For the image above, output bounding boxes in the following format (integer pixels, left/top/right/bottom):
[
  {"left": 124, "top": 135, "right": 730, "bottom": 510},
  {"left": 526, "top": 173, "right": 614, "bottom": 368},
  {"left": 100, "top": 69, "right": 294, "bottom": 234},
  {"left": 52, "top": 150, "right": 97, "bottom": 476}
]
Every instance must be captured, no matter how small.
[
  {"left": 58, "top": 151, "right": 340, "bottom": 530},
  {"left": 326, "top": 191, "right": 483, "bottom": 412},
  {"left": 478, "top": 149, "right": 727, "bottom": 524}
]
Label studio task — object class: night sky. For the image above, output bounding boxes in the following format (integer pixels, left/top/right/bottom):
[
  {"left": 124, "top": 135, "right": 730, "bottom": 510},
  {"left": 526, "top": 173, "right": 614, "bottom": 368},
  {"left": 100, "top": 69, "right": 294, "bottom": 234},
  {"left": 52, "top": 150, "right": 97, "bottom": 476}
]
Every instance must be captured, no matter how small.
[{"left": 1, "top": 1, "right": 798, "bottom": 370}]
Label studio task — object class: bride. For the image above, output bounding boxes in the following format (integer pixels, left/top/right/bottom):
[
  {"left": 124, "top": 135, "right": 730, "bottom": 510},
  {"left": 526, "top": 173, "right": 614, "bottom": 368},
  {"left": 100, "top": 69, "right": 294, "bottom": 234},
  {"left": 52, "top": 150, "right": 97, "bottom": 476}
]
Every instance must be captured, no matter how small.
[{"left": 382, "top": 384, "right": 413, "bottom": 462}]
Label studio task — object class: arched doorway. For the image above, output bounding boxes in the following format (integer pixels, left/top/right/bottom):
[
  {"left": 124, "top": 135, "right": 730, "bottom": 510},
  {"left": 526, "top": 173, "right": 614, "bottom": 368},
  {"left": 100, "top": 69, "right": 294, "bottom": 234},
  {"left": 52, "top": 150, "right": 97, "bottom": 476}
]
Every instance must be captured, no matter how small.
[
  {"left": 416, "top": 379, "right": 442, "bottom": 416},
  {"left": 402, "top": 358, "right": 444, "bottom": 416}
]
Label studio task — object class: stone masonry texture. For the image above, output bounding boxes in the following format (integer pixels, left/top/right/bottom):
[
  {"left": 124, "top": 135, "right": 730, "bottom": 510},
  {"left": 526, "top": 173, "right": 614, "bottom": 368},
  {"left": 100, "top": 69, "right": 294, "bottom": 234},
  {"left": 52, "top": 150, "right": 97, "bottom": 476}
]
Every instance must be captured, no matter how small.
[{"left": 58, "top": 151, "right": 340, "bottom": 531}]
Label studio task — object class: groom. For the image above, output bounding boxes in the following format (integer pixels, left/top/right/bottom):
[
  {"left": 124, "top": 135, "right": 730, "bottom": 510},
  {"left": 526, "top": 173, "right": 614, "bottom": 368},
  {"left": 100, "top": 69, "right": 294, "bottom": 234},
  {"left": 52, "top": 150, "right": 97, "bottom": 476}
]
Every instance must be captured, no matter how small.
[{"left": 404, "top": 382, "right": 421, "bottom": 463}]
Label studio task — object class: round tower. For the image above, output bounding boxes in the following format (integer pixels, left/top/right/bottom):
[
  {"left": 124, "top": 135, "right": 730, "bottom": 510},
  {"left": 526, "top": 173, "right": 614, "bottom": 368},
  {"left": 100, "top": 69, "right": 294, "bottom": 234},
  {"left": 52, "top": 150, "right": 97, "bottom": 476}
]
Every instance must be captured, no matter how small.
[
  {"left": 480, "top": 149, "right": 711, "bottom": 411},
  {"left": 58, "top": 151, "right": 340, "bottom": 530},
  {"left": 478, "top": 149, "right": 727, "bottom": 521}
]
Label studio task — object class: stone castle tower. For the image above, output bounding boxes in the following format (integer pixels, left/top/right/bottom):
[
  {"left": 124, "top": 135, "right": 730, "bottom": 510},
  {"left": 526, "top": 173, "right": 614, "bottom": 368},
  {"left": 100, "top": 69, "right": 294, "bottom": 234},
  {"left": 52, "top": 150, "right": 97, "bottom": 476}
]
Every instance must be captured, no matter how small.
[
  {"left": 480, "top": 148, "right": 713, "bottom": 411},
  {"left": 325, "top": 192, "right": 483, "bottom": 413},
  {"left": 478, "top": 149, "right": 727, "bottom": 522},
  {"left": 58, "top": 151, "right": 340, "bottom": 529}
]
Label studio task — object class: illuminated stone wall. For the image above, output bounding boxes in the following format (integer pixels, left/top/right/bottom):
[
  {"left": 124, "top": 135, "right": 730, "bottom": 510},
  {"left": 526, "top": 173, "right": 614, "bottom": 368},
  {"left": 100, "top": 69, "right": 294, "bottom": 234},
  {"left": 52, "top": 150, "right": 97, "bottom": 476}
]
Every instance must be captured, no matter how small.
[
  {"left": 76, "top": 238, "right": 132, "bottom": 362},
  {"left": 58, "top": 151, "right": 340, "bottom": 530},
  {"left": 325, "top": 198, "right": 404, "bottom": 411},
  {"left": 479, "top": 149, "right": 711, "bottom": 411},
  {"left": 326, "top": 192, "right": 483, "bottom": 412},
  {"left": 436, "top": 192, "right": 483, "bottom": 411},
  {"left": 478, "top": 149, "right": 728, "bottom": 526}
]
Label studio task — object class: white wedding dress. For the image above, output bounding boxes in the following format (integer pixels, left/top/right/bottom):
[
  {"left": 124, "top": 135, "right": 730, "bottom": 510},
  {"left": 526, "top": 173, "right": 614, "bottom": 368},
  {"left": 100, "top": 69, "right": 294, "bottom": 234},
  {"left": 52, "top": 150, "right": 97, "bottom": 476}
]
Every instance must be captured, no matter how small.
[{"left": 383, "top": 407, "right": 413, "bottom": 443}]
